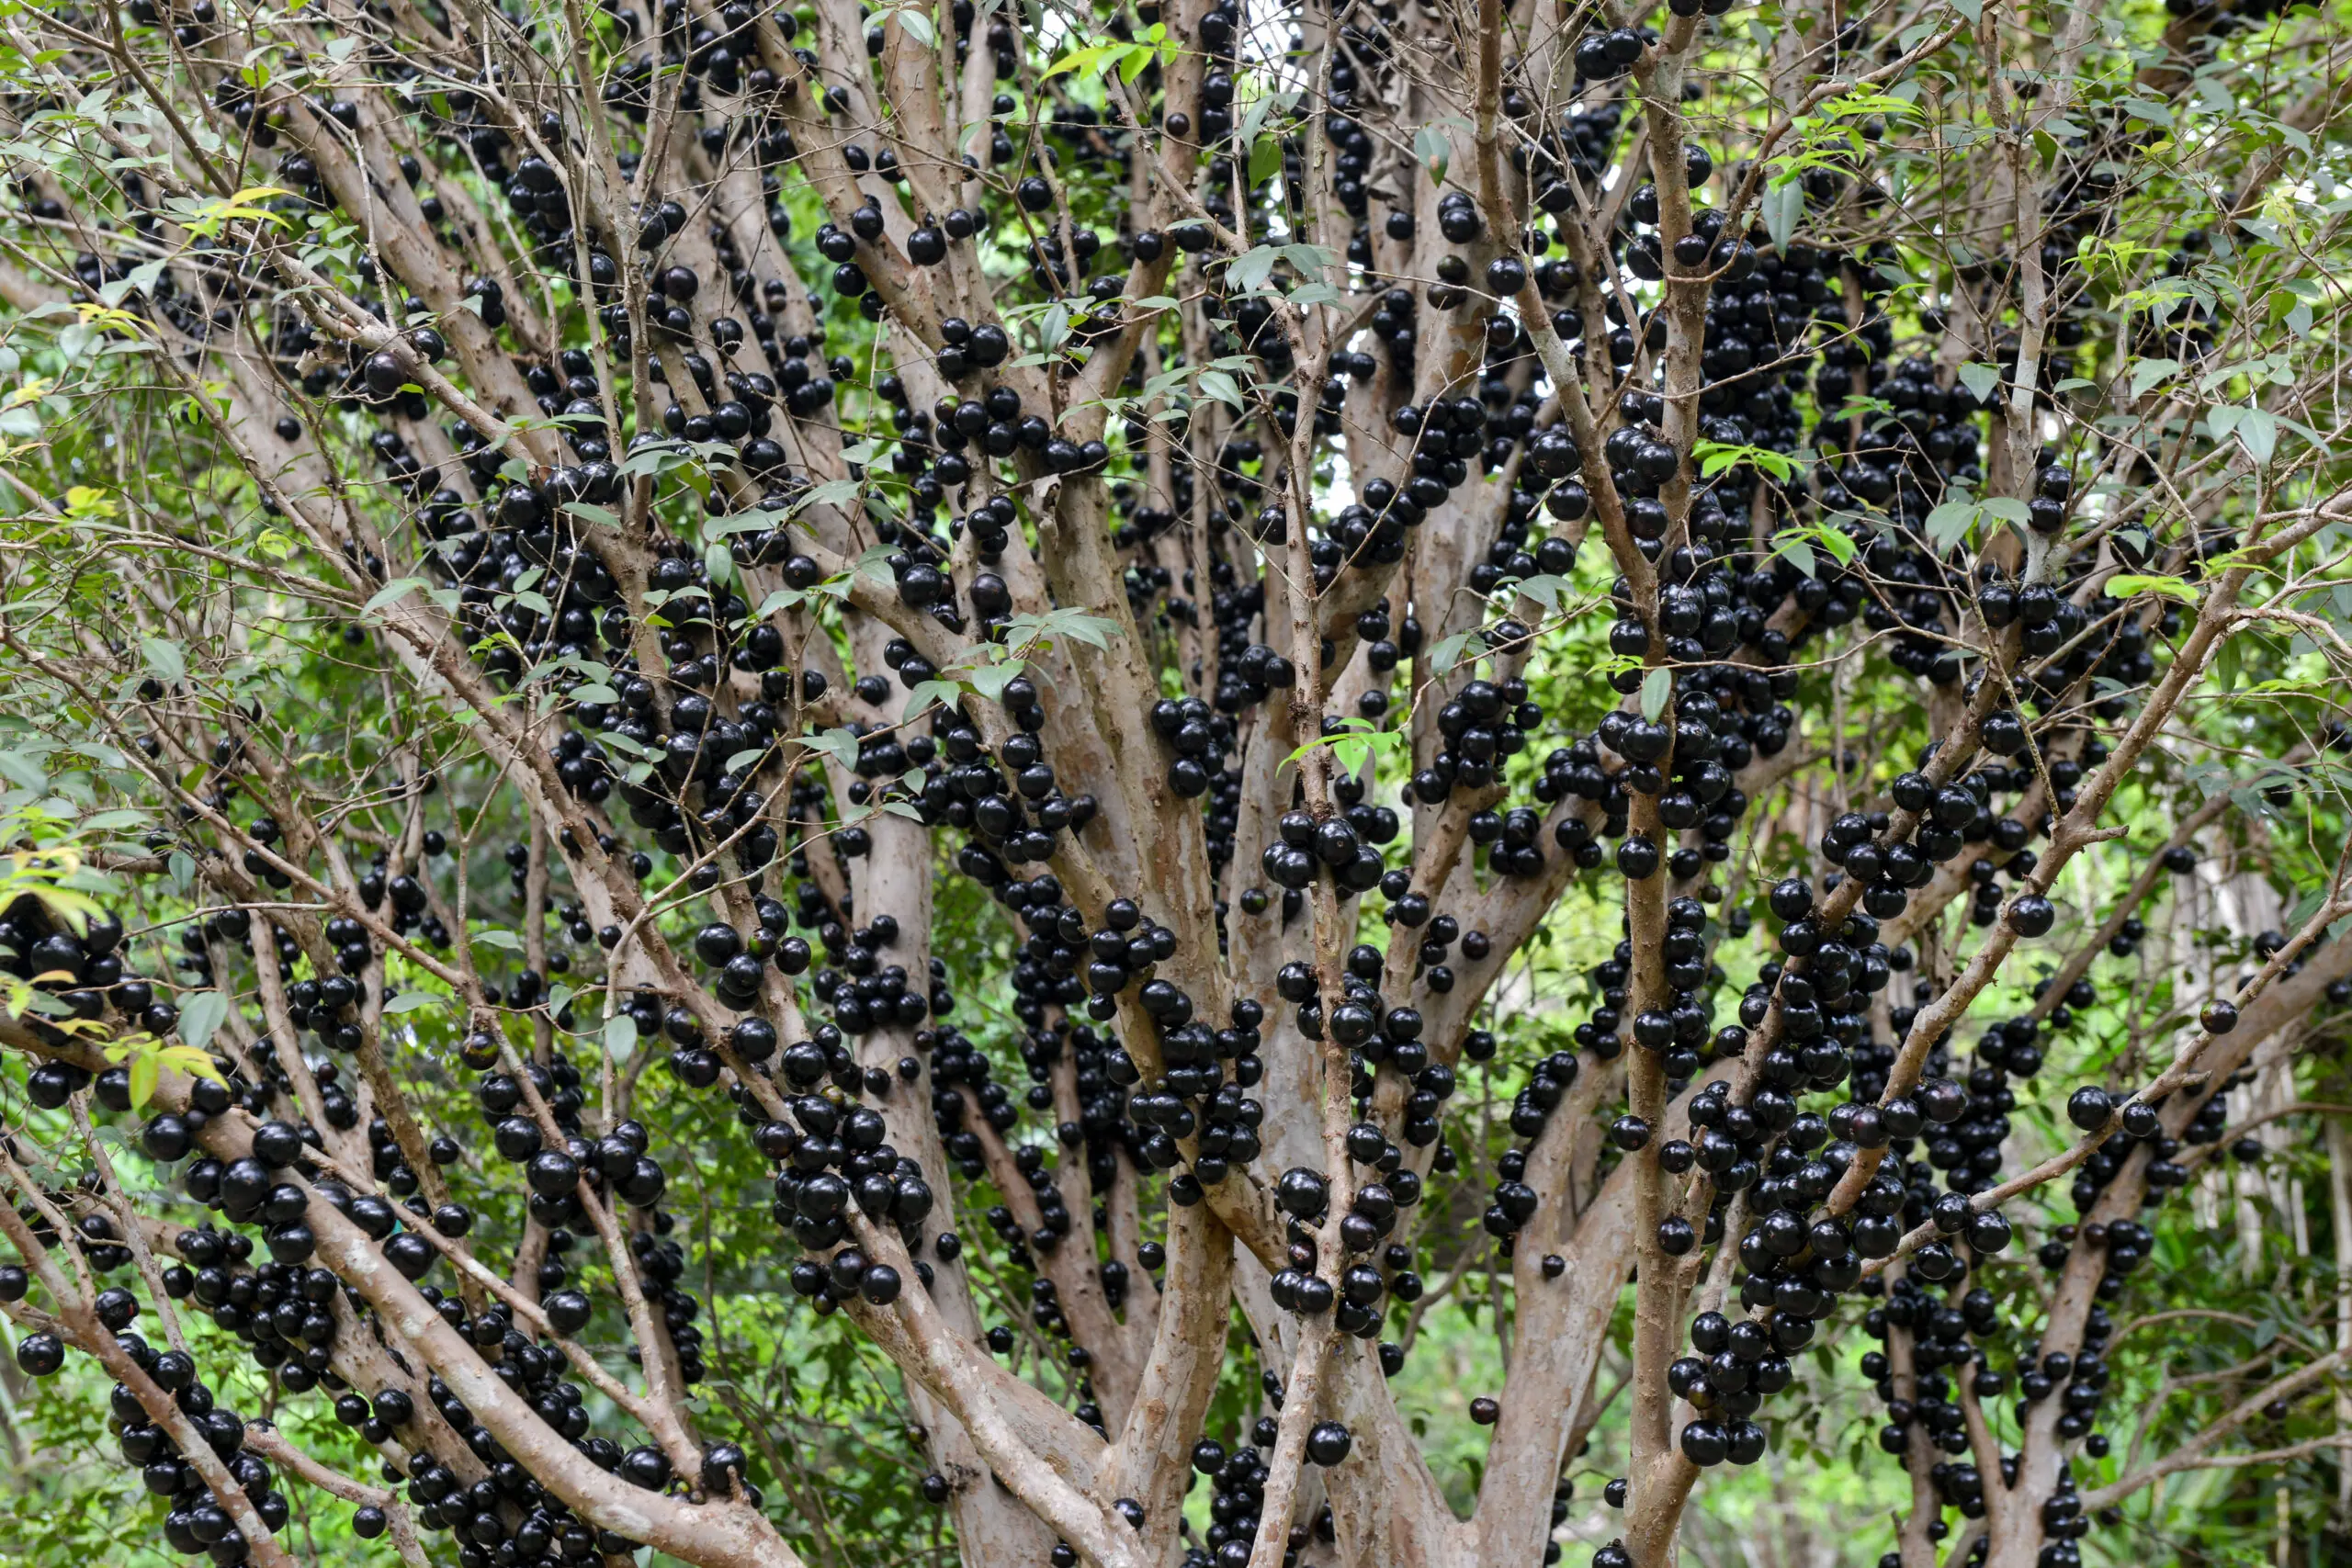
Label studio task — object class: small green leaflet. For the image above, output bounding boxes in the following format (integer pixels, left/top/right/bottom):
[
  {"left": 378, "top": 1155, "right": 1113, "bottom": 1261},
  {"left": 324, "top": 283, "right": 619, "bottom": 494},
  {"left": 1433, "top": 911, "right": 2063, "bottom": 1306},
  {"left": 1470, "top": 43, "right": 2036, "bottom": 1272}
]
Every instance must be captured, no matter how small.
[
  {"left": 797, "top": 478, "right": 865, "bottom": 513},
  {"left": 1249, "top": 136, "right": 1283, "bottom": 188},
  {"left": 472, "top": 928, "right": 525, "bottom": 952},
  {"left": 1422, "top": 630, "right": 1478, "bottom": 679},
  {"left": 604, "top": 1014, "right": 638, "bottom": 1060},
  {"left": 2237, "top": 408, "right": 2278, "bottom": 466},
  {"left": 1001, "top": 607, "right": 1122, "bottom": 653},
  {"left": 2107, "top": 574, "right": 2197, "bottom": 604},
  {"left": 1956, "top": 363, "right": 2003, "bottom": 405},
  {"left": 139, "top": 636, "right": 185, "bottom": 685},
  {"left": 1925, "top": 501, "right": 1978, "bottom": 555},
  {"left": 1235, "top": 85, "right": 1290, "bottom": 152},
  {"left": 177, "top": 988, "right": 229, "bottom": 1053},
  {"left": 1693, "top": 440, "right": 1799, "bottom": 483},
  {"left": 757, "top": 588, "right": 810, "bottom": 616},
  {"left": 105, "top": 1038, "right": 227, "bottom": 1111},
  {"left": 364, "top": 576, "right": 434, "bottom": 615},
  {"left": 1284, "top": 721, "right": 1404, "bottom": 777},
  {"left": 1814, "top": 91, "right": 1923, "bottom": 119},
  {"left": 1639, "top": 667, "right": 1673, "bottom": 723},
  {"left": 1038, "top": 25, "right": 1175, "bottom": 85},
  {"left": 1510, "top": 575, "right": 1572, "bottom": 613},
  {"left": 804, "top": 728, "right": 862, "bottom": 773},
  {"left": 1770, "top": 524, "right": 1856, "bottom": 580},
  {"left": 2128, "top": 358, "right": 2178, "bottom": 399},
  {"left": 965, "top": 658, "right": 1026, "bottom": 701},
  {"left": 1197, "top": 370, "right": 1245, "bottom": 412},
  {"left": 891, "top": 3, "right": 934, "bottom": 45},
  {"left": 1761, "top": 179, "right": 1804, "bottom": 253},
  {"left": 902, "top": 678, "right": 967, "bottom": 719},
  {"left": 96, "top": 258, "right": 168, "bottom": 307},
  {"left": 1227, "top": 247, "right": 1281, "bottom": 293},
  {"left": 1414, "top": 125, "right": 1451, "bottom": 185},
  {"left": 381, "top": 990, "right": 448, "bottom": 1014}
]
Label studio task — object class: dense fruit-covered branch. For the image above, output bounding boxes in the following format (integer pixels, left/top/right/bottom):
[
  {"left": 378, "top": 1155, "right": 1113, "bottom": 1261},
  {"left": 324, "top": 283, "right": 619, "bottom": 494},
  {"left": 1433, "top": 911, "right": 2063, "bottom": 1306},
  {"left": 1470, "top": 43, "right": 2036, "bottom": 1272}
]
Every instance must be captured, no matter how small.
[{"left": 3, "top": 4, "right": 2352, "bottom": 1568}]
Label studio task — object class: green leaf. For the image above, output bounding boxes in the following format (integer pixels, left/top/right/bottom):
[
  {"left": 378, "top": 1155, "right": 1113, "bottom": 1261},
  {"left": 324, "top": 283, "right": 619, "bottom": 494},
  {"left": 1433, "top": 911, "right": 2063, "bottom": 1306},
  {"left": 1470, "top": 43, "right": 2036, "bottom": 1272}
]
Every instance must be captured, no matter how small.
[
  {"left": 177, "top": 988, "right": 229, "bottom": 1053},
  {"left": 1640, "top": 667, "right": 1672, "bottom": 723},
  {"left": 893, "top": 4, "right": 935, "bottom": 45},
  {"left": 1761, "top": 178, "right": 1804, "bottom": 253},
  {"left": 1413, "top": 124, "right": 1451, "bottom": 185},
  {"left": 381, "top": 990, "right": 447, "bottom": 1014},
  {"left": 805, "top": 727, "right": 862, "bottom": 773},
  {"left": 129, "top": 1049, "right": 158, "bottom": 1111},
  {"left": 157, "top": 1043, "right": 226, "bottom": 1089},
  {"left": 1925, "top": 501, "right": 1978, "bottom": 555},
  {"left": 1227, "top": 246, "right": 1279, "bottom": 294},
  {"left": 1510, "top": 574, "right": 1571, "bottom": 614},
  {"left": 1196, "top": 369, "right": 1246, "bottom": 412},
  {"left": 1956, "top": 362, "right": 2002, "bottom": 405},
  {"left": 797, "top": 477, "right": 865, "bottom": 513},
  {"left": 902, "top": 678, "right": 966, "bottom": 719},
  {"left": 472, "top": 928, "right": 525, "bottom": 951},
  {"left": 1283, "top": 721, "right": 1404, "bottom": 777},
  {"left": 1423, "top": 631, "right": 1476, "bottom": 678},
  {"left": 364, "top": 577, "right": 429, "bottom": 615},
  {"left": 1250, "top": 136, "right": 1283, "bottom": 188},
  {"left": 1118, "top": 42, "right": 1157, "bottom": 84},
  {"left": 1280, "top": 243, "right": 1336, "bottom": 277},
  {"left": 1693, "top": 440, "right": 1798, "bottom": 483},
  {"left": 1002, "top": 607, "right": 1123, "bottom": 653},
  {"left": 2213, "top": 633, "right": 2243, "bottom": 693},
  {"left": 2128, "top": 357, "right": 2179, "bottom": 398},
  {"left": 2107, "top": 573, "right": 2198, "bottom": 604},
  {"left": 2237, "top": 408, "right": 2278, "bottom": 465},
  {"left": 139, "top": 636, "right": 185, "bottom": 685},
  {"left": 604, "top": 1013, "right": 638, "bottom": 1060},
  {"left": 966, "top": 660, "right": 1024, "bottom": 700},
  {"left": 1039, "top": 40, "right": 1127, "bottom": 81}
]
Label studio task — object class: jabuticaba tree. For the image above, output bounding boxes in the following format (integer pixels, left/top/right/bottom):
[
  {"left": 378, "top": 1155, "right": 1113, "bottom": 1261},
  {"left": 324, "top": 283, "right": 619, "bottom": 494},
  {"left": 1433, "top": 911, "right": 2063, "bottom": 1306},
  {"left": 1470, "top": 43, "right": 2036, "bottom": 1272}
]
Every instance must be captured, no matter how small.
[{"left": 0, "top": 0, "right": 2350, "bottom": 1564}]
